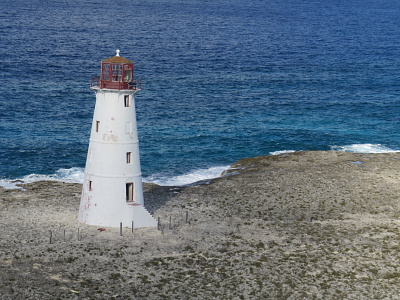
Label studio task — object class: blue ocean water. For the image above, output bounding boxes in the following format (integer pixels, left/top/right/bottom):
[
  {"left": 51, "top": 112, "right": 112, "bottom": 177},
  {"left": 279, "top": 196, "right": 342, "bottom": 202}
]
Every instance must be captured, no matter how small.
[{"left": 1, "top": 0, "right": 400, "bottom": 187}]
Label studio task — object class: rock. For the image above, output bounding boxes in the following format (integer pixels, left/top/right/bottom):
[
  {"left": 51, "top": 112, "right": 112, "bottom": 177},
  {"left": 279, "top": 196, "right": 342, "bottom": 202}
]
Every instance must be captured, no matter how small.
[{"left": 1, "top": 151, "right": 400, "bottom": 298}]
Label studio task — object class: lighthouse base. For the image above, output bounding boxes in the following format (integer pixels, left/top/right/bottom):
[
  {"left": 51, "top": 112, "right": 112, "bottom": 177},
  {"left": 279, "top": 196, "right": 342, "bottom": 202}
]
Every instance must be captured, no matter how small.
[{"left": 78, "top": 200, "right": 157, "bottom": 228}]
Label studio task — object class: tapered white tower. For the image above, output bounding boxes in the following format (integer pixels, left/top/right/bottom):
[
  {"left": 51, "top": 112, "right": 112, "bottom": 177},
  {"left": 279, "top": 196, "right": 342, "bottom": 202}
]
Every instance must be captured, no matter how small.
[{"left": 78, "top": 50, "right": 156, "bottom": 228}]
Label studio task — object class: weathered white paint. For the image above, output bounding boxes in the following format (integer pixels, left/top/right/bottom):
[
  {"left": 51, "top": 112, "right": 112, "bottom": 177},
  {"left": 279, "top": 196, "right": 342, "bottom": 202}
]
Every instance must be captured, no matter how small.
[{"left": 78, "top": 87, "right": 157, "bottom": 228}]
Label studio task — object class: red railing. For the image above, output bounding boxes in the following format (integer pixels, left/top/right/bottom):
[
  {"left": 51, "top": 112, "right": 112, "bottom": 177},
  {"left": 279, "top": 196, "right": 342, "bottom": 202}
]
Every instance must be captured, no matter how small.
[
  {"left": 90, "top": 77, "right": 142, "bottom": 90},
  {"left": 90, "top": 76, "right": 100, "bottom": 88}
]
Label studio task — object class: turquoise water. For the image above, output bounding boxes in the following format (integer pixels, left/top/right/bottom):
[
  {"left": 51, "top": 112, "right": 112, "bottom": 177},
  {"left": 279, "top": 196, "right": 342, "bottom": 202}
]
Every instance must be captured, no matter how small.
[{"left": 1, "top": 0, "right": 400, "bottom": 186}]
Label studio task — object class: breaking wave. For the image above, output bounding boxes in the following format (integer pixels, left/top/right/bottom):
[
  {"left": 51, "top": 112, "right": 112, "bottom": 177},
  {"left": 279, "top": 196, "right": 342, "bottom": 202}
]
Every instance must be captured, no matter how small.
[
  {"left": 0, "top": 165, "right": 230, "bottom": 189},
  {"left": 143, "top": 165, "right": 230, "bottom": 186},
  {"left": 2, "top": 143, "right": 399, "bottom": 189},
  {"left": 330, "top": 143, "right": 400, "bottom": 153},
  {"left": 0, "top": 168, "right": 85, "bottom": 190}
]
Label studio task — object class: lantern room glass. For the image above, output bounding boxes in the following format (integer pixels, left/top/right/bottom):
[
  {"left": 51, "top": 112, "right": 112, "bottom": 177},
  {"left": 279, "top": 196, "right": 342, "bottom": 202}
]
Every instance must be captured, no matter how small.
[
  {"left": 112, "top": 64, "right": 122, "bottom": 82},
  {"left": 124, "top": 70, "right": 132, "bottom": 82}
]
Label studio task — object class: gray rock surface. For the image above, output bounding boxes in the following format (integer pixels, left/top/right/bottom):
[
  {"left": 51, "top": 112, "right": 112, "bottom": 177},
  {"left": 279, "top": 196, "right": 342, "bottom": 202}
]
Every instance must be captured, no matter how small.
[{"left": 1, "top": 151, "right": 400, "bottom": 299}]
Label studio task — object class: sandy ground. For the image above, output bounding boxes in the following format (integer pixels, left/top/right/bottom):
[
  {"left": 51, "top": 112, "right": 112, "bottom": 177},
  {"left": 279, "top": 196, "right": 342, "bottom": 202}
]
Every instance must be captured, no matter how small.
[{"left": 1, "top": 151, "right": 400, "bottom": 299}]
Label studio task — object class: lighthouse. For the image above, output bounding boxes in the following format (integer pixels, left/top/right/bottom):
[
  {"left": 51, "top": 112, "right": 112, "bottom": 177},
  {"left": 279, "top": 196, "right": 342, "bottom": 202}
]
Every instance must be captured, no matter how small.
[{"left": 78, "top": 50, "right": 157, "bottom": 228}]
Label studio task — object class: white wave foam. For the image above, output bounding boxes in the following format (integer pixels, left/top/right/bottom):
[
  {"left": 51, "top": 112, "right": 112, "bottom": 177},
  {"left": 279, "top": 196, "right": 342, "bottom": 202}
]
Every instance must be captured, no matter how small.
[
  {"left": 331, "top": 144, "right": 400, "bottom": 153},
  {"left": 269, "top": 150, "right": 297, "bottom": 156},
  {"left": 143, "top": 165, "right": 230, "bottom": 186},
  {"left": 0, "top": 167, "right": 84, "bottom": 189},
  {"left": 0, "top": 179, "right": 25, "bottom": 190},
  {"left": 0, "top": 165, "right": 229, "bottom": 189},
  {"left": 21, "top": 167, "right": 85, "bottom": 184},
  {"left": 2, "top": 144, "right": 398, "bottom": 189}
]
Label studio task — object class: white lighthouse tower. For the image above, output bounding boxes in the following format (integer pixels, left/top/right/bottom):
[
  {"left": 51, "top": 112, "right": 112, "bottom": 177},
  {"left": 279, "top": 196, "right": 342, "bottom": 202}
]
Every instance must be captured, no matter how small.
[{"left": 78, "top": 50, "right": 157, "bottom": 228}]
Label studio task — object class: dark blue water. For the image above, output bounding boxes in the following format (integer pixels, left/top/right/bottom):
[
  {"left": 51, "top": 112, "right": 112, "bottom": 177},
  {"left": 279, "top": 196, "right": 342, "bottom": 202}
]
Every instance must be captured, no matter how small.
[{"left": 1, "top": 0, "right": 400, "bottom": 186}]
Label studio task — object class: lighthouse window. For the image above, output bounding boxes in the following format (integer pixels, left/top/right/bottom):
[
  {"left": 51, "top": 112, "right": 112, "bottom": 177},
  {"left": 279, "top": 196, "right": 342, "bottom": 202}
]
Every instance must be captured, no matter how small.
[
  {"left": 124, "top": 95, "right": 131, "bottom": 107},
  {"left": 124, "top": 70, "right": 132, "bottom": 82},
  {"left": 96, "top": 121, "right": 100, "bottom": 132},
  {"left": 102, "top": 64, "right": 110, "bottom": 80},
  {"left": 112, "top": 64, "right": 122, "bottom": 81},
  {"left": 102, "top": 70, "right": 110, "bottom": 81},
  {"left": 126, "top": 152, "right": 132, "bottom": 163},
  {"left": 126, "top": 183, "right": 134, "bottom": 202},
  {"left": 89, "top": 181, "right": 93, "bottom": 191}
]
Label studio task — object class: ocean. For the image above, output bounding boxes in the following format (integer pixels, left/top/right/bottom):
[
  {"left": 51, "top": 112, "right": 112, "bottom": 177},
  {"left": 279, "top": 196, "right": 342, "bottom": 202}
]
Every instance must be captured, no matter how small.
[{"left": 1, "top": 0, "right": 400, "bottom": 188}]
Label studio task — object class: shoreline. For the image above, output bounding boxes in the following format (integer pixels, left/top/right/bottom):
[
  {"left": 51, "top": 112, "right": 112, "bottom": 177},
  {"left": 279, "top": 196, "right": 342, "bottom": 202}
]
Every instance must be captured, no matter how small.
[
  {"left": 2, "top": 143, "right": 399, "bottom": 190},
  {"left": 1, "top": 151, "right": 400, "bottom": 298}
]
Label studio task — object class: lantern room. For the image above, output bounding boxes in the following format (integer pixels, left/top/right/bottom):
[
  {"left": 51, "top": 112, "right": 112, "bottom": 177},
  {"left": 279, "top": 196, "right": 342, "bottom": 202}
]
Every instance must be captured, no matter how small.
[{"left": 91, "top": 50, "right": 141, "bottom": 90}]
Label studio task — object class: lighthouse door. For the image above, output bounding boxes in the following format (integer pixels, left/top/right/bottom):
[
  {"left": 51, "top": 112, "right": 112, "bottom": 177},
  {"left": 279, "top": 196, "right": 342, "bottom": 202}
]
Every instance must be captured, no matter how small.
[{"left": 126, "top": 183, "right": 134, "bottom": 202}]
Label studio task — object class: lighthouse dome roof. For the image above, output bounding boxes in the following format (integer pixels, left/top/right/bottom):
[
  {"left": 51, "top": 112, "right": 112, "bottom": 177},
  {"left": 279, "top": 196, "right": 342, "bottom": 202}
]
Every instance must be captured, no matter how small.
[{"left": 102, "top": 55, "right": 133, "bottom": 64}]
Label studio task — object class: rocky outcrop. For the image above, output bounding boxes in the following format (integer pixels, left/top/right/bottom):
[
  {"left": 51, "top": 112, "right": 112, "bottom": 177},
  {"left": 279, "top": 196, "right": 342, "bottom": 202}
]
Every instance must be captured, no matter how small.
[{"left": 1, "top": 151, "right": 400, "bottom": 299}]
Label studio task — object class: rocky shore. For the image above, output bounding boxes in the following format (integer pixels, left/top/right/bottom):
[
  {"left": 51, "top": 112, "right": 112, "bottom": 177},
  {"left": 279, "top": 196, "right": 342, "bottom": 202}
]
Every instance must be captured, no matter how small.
[{"left": 1, "top": 151, "right": 400, "bottom": 299}]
